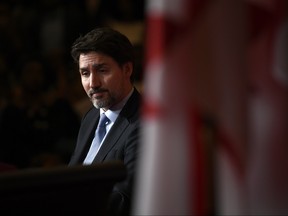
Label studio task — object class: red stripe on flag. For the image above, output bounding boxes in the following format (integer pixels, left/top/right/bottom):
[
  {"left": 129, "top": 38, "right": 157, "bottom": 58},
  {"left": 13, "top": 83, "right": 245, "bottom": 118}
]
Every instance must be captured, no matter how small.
[
  {"left": 145, "top": 0, "right": 208, "bottom": 66},
  {"left": 145, "top": 16, "right": 166, "bottom": 65},
  {"left": 188, "top": 108, "right": 213, "bottom": 215},
  {"left": 142, "top": 100, "right": 165, "bottom": 119},
  {"left": 190, "top": 109, "right": 207, "bottom": 215}
]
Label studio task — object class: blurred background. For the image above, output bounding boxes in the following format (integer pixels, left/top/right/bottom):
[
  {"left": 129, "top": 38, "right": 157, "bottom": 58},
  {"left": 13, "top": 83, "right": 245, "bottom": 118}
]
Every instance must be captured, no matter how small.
[
  {"left": 0, "top": 0, "right": 287, "bottom": 215},
  {"left": 0, "top": 0, "right": 145, "bottom": 169}
]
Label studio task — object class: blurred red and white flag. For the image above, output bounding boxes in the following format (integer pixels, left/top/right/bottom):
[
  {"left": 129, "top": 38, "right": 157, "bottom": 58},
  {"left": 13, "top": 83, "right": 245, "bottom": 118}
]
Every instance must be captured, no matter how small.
[{"left": 132, "top": 0, "right": 288, "bottom": 215}]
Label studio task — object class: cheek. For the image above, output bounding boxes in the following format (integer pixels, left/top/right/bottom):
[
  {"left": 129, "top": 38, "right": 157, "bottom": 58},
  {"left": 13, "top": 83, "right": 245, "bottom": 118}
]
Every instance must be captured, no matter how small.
[
  {"left": 111, "top": 75, "right": 124, "bottom": 88},
  {"left": 104, "top": 73, "right": 119, "bottom": 87},
  {"left": 81, "top": 78, "right": 90, "bottom": 91}
]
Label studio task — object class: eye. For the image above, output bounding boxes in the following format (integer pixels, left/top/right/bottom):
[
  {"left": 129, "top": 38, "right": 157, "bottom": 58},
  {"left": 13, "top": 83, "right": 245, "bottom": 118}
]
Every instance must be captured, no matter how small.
[
  {"left": 80, "top": 70, "right": 89, "bottom": 77},
  {"left": 98, "top": 68, "right": 108, "bottom": 73}
]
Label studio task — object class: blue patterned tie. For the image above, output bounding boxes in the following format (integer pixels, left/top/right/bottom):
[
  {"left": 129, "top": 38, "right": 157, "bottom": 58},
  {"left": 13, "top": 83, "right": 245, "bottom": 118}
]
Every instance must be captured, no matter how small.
[{"left": 83, "top": 113, "right": 110, "bottom": 164}]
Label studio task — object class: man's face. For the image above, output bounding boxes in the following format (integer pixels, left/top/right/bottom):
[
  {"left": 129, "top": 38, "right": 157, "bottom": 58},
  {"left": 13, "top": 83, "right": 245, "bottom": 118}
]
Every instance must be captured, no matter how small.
[{"left": 79, "top": 52, "right": 132, "bottom": 110}]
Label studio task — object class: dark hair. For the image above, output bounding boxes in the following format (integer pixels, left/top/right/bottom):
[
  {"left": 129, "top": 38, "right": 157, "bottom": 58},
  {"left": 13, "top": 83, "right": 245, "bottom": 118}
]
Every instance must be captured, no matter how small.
[{"left": 71, "top": 27, "right": 135, "bottom": 81}]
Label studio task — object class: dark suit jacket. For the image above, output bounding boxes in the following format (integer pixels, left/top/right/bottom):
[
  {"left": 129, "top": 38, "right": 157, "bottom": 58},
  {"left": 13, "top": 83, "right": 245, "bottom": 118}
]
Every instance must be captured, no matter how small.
[{"left": 69, "top": 89, "right": 141, "bottom": 215}]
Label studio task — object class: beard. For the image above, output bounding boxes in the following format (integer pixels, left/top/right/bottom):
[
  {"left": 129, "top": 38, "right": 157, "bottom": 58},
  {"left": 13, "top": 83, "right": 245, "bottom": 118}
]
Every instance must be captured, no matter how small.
[
  {"left": 92, "top": 97, "right": 112, "bottom": 109},
  {"left": 89, "top": 88, "right": 116, "bottom": 109}
]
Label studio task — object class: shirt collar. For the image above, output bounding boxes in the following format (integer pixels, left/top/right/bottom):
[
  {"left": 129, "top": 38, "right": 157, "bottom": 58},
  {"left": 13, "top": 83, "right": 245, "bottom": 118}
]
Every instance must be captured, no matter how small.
[{"left": 100, "top": 88, "right": 134, "bottom": 123}]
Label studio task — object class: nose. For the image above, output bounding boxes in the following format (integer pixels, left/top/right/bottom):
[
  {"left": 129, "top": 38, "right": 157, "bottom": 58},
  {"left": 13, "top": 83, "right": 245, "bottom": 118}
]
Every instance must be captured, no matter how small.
[{"left": 89, "top": 72, "right": 101, "bottom": 88}]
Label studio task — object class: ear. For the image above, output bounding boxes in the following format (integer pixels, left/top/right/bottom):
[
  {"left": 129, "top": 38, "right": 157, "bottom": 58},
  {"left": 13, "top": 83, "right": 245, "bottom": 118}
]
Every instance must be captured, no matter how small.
[{"left": 123, "top": 62, "right": 133, "bottom": 78}]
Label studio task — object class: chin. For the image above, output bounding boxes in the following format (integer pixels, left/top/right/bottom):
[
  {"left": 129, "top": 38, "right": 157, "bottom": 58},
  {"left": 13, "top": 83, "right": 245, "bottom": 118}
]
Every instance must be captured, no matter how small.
[
  {"left": 93, "top": 99, "right": 110, "bottom": 110},
  {"left": 92, "top": 101, "right": 100, "bottom": 109}
]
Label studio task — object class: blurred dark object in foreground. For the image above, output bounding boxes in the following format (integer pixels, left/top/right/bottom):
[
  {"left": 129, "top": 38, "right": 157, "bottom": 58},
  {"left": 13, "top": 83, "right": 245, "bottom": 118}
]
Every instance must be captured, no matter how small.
[{"left": 0, "top": 161, "right": 126, "bottom": 215}]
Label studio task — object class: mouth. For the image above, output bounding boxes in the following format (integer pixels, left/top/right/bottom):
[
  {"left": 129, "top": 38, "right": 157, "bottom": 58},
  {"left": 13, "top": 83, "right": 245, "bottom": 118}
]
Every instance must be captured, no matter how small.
[
  {"left": 89, "top": 89, "right": 107, "bottom": 99},
  {"left": 92, "top": 92, "right": 105, "bottom": 99}
]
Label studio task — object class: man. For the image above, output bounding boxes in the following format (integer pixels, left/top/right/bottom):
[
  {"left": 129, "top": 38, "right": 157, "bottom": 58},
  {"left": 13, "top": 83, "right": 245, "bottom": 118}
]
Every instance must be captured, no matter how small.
[{"left": 69, "top": 27, "right": 141, "bottom": 215}]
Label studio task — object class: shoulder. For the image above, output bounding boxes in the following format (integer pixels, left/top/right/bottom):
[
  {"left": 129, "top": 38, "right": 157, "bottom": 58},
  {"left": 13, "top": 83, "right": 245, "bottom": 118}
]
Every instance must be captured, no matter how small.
[{"left": 120, "top": 89, "right": 141, "bottom": 124}]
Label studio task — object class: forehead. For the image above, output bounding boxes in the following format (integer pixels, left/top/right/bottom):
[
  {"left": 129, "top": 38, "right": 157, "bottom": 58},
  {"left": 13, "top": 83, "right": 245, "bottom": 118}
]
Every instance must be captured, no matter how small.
[{"left": 79, "top": 52, "right": 114, "bottom": 68}]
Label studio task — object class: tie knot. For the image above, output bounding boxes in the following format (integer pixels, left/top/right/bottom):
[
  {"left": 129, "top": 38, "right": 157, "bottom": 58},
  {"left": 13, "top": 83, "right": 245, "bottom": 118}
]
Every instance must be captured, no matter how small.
[{"left": 99, "top": 114, "right": 109, "bottom": 128}]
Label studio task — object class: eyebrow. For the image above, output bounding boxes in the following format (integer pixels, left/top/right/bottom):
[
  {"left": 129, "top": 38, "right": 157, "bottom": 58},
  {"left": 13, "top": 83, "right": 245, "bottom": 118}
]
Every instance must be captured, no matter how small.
[{"left": 79, "top": 63, "right": 107, "bottom": 71}]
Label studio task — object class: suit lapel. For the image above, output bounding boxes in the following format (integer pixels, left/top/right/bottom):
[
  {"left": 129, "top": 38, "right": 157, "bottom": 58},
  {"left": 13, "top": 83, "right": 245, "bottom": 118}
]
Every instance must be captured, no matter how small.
[{"left": 73, "top": 110, "right": 100, "bottom": 163}]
